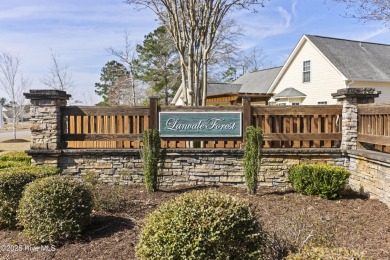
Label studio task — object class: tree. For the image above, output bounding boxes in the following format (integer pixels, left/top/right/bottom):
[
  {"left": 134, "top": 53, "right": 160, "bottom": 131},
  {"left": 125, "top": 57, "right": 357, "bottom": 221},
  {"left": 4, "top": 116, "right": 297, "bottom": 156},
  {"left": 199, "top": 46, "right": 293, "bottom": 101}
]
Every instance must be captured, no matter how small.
[
  {"left": 94, "top": 60, "right": 130, "bottom": 106},
  {"left": 331, "top": 0, "right": 390, "bottom": 25},
  {"left": 135, "top": 26, "right": 181, "bottom": 105},
  {"left": 0, "top": 52, "right": 30, "bottom": 139},
  {"left": 125, "top": 0, "right": 266, "bottom": 106},
  {"left": 41, "top": 50, "right": 74, "bottom": 92},
  {"left": 106, "top": 31, "right": 139, "bottom": 105},
  {"left": 0, "top": 98, "right": 6, "bottom": 106}
]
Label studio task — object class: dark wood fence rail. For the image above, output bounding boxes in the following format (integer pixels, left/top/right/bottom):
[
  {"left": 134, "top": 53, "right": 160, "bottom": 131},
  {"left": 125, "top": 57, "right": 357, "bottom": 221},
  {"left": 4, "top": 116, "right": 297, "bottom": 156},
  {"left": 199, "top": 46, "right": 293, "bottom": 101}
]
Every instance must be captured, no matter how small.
[
  {"left": 252, "top": 105, "right": 342, "bottom": 148},
  {"left": 358, "top": 104, "right": 390, "bottom": 153}
]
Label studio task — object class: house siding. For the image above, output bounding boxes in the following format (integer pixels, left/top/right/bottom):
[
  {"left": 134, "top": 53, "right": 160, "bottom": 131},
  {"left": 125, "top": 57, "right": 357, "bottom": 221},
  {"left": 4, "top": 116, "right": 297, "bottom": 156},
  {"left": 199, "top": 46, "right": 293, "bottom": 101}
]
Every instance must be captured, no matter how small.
[
  {"left": 271, "top": 39, "right": 347, "bottom": 105},
  {"left": 350, "top": 81, "right": 390, "bottom": 104}
]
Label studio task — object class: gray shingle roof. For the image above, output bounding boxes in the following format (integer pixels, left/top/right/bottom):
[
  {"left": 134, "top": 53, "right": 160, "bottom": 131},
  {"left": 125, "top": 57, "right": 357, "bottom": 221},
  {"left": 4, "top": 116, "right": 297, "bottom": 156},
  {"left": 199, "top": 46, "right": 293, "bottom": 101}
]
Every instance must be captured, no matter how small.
[
  {"left": 233, "top": 67, "right": 282, "bottom": 93},
  {"left": 274, "top": 87, "right": 306, "bottom": 98},
  {"left": 306, "top": 35, "right": 390, "bottom": 81},
  {"left": 207, "top": 83, "right": 241, "bottom": 96}
]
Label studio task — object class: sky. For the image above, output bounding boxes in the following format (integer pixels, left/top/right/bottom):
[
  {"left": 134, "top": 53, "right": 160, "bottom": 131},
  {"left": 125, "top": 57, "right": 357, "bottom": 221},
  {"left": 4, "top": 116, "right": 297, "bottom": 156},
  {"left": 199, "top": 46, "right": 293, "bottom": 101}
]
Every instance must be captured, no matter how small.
[{"left": 1, "top": 0, "right": 390, "bottom": 105}]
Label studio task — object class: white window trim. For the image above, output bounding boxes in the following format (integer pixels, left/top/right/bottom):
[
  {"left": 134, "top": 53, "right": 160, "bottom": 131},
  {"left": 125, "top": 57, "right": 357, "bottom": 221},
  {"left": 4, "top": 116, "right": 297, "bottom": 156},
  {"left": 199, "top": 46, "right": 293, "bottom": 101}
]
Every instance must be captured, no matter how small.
[{"left": 303, "top": 60, "right": 310, "bottom": 83}]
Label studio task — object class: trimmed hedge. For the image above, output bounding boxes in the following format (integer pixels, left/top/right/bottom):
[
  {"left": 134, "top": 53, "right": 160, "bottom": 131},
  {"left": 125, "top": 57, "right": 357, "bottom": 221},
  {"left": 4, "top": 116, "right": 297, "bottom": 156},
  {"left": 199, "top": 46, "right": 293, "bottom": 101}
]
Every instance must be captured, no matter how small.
[
  {"left": 136, "top": 190, "right": 264, "bottom": 260},
  {"left": 0, "top": 165, "right": 58, "bottom": 229},
  {"left": 0, "top": 172, "right": 36, "bottom": 228},
  {"left": 288, "top": 164, "right": 350, "bottom": 199},
  {"left": 17, "top": 176, "right": 93, "bottom": 244},
  {"left": 0, "top": 151, "right": 31, "bottom": 164},
  {"left": 0, "top": 165, "right": 59, "bottom": 178}
]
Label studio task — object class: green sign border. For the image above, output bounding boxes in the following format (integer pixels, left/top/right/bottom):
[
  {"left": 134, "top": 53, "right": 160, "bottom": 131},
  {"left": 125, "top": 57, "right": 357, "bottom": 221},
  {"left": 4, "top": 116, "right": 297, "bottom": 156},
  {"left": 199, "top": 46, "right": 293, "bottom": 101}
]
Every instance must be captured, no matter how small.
[{"left": 159, "top": 112, "right": 242, "bottom": 138}]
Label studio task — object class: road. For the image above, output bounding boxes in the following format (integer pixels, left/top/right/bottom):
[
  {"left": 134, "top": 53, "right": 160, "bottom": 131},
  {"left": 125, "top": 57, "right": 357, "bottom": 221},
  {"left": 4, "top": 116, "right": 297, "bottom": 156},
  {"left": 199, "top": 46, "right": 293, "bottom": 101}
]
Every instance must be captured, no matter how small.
[{"left": 0, "top": 130, "right": 31, "bottom": 138}]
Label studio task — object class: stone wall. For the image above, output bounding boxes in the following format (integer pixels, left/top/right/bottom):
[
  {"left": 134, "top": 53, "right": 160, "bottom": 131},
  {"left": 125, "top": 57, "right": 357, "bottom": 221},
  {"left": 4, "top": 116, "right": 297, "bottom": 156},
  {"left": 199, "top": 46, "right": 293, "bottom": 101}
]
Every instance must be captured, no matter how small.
[
  {"left": 347, "top": 150, "right": 390, "bottom": 207},
  {"left": 35, "top": 148, "right": 346, "bottom": 188}
]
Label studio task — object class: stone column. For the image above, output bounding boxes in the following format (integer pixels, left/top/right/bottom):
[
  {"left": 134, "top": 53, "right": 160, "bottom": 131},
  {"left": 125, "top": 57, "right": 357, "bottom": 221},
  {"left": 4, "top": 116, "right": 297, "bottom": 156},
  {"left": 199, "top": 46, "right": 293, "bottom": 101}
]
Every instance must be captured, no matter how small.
[
  {"left": 332, "top": 88, "right": 380, "bottom": 151},
  {"left": 24, "top": 90, "right": 71, "bottom": 165}
]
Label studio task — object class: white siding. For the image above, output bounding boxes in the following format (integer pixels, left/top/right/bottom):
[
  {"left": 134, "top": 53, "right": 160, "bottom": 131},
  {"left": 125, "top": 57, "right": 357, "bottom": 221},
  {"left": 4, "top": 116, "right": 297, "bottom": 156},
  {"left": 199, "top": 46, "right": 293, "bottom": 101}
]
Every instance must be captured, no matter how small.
[
  {"left": 350, "top": 81, "right": 390, "bottom": 104},
  {"left": 272, "top": 39, "right": 346, "bottom": 105}
]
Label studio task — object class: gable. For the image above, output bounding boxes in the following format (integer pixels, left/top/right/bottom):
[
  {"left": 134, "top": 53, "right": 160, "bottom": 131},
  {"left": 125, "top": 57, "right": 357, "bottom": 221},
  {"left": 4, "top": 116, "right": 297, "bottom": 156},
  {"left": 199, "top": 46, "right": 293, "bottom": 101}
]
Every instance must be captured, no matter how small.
[
  {"left": 306, "top": 35, "right": 390, "bottom": 81},
  {"left": 269, "top": 36, "right": 346, "bottom": 105}
]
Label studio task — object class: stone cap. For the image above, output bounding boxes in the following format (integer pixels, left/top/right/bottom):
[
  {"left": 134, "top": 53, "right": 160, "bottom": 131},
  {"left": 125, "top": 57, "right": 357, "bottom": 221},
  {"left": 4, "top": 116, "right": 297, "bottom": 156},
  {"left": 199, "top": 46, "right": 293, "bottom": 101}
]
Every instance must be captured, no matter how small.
[
  {"left": 331, "top": 88, "right": 381, "bottom": 100},
  {"left": 24, "top": 89, "right": 71, "bottom": 100}
]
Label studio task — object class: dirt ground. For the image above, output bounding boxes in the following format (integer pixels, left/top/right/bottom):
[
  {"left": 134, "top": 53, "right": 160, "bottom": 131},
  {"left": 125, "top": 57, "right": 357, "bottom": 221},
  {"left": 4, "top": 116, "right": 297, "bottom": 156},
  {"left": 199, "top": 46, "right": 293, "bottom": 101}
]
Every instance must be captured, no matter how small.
[{"left": 0, "top": 184, "right": 389, "bottom": 260}]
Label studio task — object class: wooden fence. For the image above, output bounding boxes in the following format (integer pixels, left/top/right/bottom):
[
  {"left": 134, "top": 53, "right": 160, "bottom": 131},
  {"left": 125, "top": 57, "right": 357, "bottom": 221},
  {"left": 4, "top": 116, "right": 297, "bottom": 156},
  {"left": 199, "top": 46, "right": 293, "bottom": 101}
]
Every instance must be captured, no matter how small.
[
  {"left": 358, "top": 104, "right": 390, "bottom": 153},
  {"left": 253, "top": 105, "right": 342, "bottom": 148},
  {"left": 61, "top": 101, "right": 343, "bottom": 149}
]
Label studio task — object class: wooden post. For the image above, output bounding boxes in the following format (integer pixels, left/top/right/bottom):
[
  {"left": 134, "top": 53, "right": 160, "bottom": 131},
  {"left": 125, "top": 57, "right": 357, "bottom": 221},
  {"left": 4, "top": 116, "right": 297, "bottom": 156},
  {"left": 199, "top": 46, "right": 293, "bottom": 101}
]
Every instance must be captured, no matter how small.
[
  {"left": 242, "top": 96, "right": 251, "bottom": 147},
  {"left": 149, "top": 96, "right": 159, "bottom": 130}
]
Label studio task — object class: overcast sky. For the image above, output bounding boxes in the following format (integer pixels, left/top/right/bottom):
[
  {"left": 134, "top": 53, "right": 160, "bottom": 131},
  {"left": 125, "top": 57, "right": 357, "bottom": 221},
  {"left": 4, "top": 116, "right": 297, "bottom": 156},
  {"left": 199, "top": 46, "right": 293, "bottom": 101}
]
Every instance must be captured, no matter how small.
[{"left": 1, "top": 0, "right": 389, "bottom": 105}]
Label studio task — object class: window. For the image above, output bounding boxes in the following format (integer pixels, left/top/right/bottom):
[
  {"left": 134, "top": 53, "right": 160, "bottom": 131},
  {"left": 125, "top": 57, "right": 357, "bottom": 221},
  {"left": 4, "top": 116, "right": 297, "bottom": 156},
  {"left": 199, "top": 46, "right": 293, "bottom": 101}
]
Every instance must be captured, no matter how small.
[
  {"left": 278, "top": 103, "right": 286, "bottom": 106},
  {"left": 318, "top": 101, "right": 327, "bottom": 105},
  {"left": 303, "top": 60, "right": 310, "bottom": 83},
  {"left": 291, "top": 102, "right": 300, "bottom": 106}
]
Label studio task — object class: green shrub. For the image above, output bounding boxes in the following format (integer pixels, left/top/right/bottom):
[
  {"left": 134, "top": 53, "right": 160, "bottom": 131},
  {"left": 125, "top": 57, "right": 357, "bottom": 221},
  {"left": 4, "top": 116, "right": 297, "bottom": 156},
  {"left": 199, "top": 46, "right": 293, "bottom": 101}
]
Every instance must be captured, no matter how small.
[
  {"left": 81, "top": 171, "right": 127, "bottom": 212},
  {"left": 142, "top": 129, "right": 162, "bottom": 193},
  {"left": 288, "top": 164, "right": 350, "bottom": 199},
  {"left": 0, "top": 172, "right": 37, "bottom": 228},
  {"left": 286, "top": 246, "right": 370, "bottom": 260},
  {"left": 0, "top": 151, "right": 31, "bottom": 164},
  {"left": 136, "top": 190, "right": 264, "bottom": 260},
  {"left": 0, "top": 161, "right": 29, "bottom": 169},
  {"left": 17, "top": 176, "right": 93, "bottom": 244},
  {"left": 0, "top": 165, "right": 60, "bottom": 178},
  {"left": 243, "top": 126, "right": 263, "bottom": 194}
]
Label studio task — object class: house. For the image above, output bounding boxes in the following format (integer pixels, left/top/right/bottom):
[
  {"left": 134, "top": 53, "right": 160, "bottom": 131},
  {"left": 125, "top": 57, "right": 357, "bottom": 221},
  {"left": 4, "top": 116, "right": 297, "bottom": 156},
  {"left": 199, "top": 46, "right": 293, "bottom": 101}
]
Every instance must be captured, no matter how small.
[
  {"left": 268, "top": 35, "right": 390, "bottom": 105},
  {"left": 206, "top": 67, "right": 281, "bottom": 105},
  {"left": 171, "top": 67, "right": 281, "bottom": 106}
]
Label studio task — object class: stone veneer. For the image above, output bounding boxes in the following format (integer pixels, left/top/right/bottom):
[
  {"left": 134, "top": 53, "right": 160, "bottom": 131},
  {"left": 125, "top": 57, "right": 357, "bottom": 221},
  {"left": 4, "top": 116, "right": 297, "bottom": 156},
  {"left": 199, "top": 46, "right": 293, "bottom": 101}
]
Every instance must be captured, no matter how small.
[
  {"left": 29, "top": 148, "right": 346, "bottom": 188},
  {"left": 347, "top": 150, "right": 390, "bottom": 206}
]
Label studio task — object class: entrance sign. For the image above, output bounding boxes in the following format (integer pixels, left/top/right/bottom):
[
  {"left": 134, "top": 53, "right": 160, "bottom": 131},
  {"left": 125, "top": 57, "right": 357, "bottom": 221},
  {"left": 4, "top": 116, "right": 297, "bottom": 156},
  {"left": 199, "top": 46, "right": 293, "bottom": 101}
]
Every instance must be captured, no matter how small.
[{"left": 159, "top": 112, "right": 242, "bottom": 137}]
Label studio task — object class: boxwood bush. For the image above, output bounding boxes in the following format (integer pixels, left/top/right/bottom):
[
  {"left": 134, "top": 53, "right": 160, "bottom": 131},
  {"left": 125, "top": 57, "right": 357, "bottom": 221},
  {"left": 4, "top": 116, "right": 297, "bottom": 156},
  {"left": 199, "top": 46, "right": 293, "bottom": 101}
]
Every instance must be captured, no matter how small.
[
  {"left": 0, "top": 172, "right": 37, "bottom": 228},
  {"left": 17, "top": 176, "right": 93, "bottom": 244},
  {"left": 286, "top": 246, "right": 370, "bottom": 260},
  {"left": 288, "top": 164, "right": 350, "bottom": 199},
  {"left": 0, "top": 165, "right": 59, "bottom": 178},
  {"left": 136, "top": 190, "right": 264, "bottom": 260},
  {"left": 0, "top": 151, "right": 31, "bottom": 164}
]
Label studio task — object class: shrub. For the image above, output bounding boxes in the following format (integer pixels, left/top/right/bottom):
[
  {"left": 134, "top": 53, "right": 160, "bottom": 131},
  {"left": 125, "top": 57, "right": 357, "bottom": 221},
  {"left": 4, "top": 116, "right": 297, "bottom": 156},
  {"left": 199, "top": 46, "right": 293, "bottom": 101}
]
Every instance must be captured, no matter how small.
[
  {"left": 17, "top": 176, "right": 93, "bottom": 244},
  {"left": 0, "top": 165, "right": 60, "bottom": 178},
  {"left": 142, "top": 129, "right": 162, "bottom": 193},
  {"left": 288, "top": 164, "right": 350, "bottom": 199},
  {"left": 136, "top": 190, "right": 264, "bottom": 260},
  {"left": 81, "top": 171, "right": 127, "bottom": 213},
  {"left": 243, "top": 126, "right": 263, "bottom": 194},
  {"left": 0, "top": 151, "right": 31, "bottom": 164},
  {"left": 286, "top": 246, "right": 370, "bottom": 260},
  {"left": 0, "top": 161, "right": 29, "bottom": 169},
  {"left": 0, "top": 172, "right": 37, "bottom": 228}
]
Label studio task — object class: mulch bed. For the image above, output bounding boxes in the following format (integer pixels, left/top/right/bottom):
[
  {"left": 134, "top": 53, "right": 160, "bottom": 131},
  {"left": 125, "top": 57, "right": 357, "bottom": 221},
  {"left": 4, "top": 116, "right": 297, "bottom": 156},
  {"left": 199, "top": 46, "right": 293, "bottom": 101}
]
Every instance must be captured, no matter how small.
[{"left": 1, "top": 185, "right": 390, "bottom": 259}]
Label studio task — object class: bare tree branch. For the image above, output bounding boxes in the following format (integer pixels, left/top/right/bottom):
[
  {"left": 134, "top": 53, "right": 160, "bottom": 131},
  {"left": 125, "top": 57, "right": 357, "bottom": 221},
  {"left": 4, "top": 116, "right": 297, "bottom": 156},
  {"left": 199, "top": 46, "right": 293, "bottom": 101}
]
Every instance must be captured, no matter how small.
[
  {"left": 0, "top": 51, "right": 30, "bottom": 139},
  {"left": 41, "top": 50, "right": 74, "bottom": 92}
]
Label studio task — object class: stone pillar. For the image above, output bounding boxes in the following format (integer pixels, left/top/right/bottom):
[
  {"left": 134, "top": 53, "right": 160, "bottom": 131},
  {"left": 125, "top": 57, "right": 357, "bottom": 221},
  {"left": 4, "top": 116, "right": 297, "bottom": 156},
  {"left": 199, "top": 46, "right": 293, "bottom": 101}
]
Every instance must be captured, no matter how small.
[
  {"left": 24, "top": 90, "right": 71, "bottom": 165},
  {"left": 332, "top": 88, "right": 380, "bottom": 151}
]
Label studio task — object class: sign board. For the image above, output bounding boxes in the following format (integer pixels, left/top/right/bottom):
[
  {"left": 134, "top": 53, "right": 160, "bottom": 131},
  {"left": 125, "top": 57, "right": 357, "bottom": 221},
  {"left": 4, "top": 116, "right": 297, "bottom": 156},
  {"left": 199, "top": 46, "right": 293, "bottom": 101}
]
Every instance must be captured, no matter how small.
[{"left": 159, "top": 112, "right": 242, "bottom": 137}]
